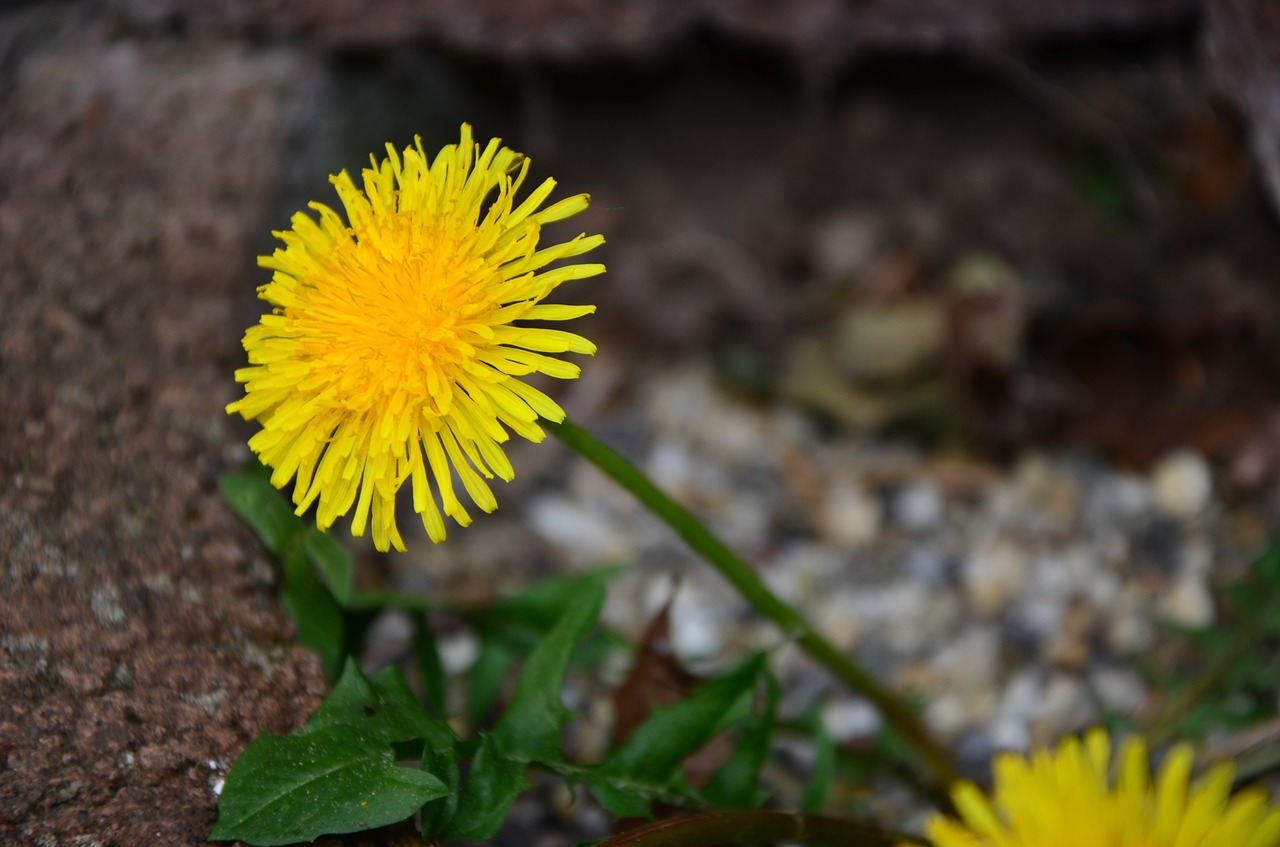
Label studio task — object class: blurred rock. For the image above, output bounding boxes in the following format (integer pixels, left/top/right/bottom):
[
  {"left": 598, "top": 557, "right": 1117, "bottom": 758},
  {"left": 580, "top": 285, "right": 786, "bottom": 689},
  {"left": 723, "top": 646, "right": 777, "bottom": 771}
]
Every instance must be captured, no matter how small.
[
  {"left": 836, "top": 300, "right": 946, "bottom": 385},
  {"left": 1208, "top": 0, "right": 1280, "bottom": 214},
  {"left": 893, "top": 481, "right": 945, "bottom": 533},
  {"left": 819, "top": 481, "right": 883, "bottom": 548},
  {"left": 109, "top": 0, "right": 1199, "bottom": 61},
  {"left": 809, "top": 210, "right": 885, "bottom": 279},
  {"left": 1159, "top": 572, "right": 1215, "bottom": 628},
  {"left": 0, "top": 16, "right": 328, "bottom": 843},
  {"left": 822, "top": 697, "right": 883, "bottom": 742},
  {"left": 963, "top": 536, "right": 1029, "bottom": 617},
  {"left": 1151, "top": 449, "right": 1213, "bottom": 519},
  {"left": 1089, "top": 665, "right": 1148, "bottom": 715}
]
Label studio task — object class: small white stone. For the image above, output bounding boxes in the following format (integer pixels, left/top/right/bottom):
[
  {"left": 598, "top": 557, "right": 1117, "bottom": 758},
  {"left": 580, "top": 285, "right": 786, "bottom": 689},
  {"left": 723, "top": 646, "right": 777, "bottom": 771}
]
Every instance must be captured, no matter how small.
[
  {"left": 713, "top": 491, "right": 771, "bottom": 552},
  {"left": 995, "top": 670, "right": 1043, "bottom": 724},
  {"left": 820, "top": 482, "right": 882, "bottom": 548},
  {"left": 848, "top": 580, "right": 938, "bottom": 654},
  {"left": 670, "top": 582, "right": 730, "bottom": 660},
  {"left": 1087, "top": 474, "right": 1153, "bottom": 527},
  {"left": 437, "top": 630, "right": 480, "bottom": 675},
  {"left": 1159, "top": 574, "right": 1215, "bottom": 629},
  {"left": 527, "top": 495, "right": 630, "bottom": 566},
  {"left": 836, "top": 301, "right": 946, "bottom": 383},
  {"left": 931, "top": 626, "right": 1000, "bottom": 696},
  {"left": 963, "top": 536, "right": 1028, "bottom": 616},
  {"left": 894, "top": 482, "right": 944, "bottom": 533},
  {"left": 1151, "top": 450, "right": 1213, "bottom": 519},
  {"left": 811, "top": 210, "right": 884, "bottom": 278},
  {"left": 925, "top": 693, "right": 969, "bottom": 738},
  {"left": 813, "top": 587, "right": 861, "bottom": 651},
  {"left": 822, "top": 698, "right": 883, "bottom": 742},
  {"left": 1089, "top": 667, "right": 1148, "bottom": 715},
  {"left": 987, "top": 717, "right": 1030, "bottom": 752},
  {"left": 1030, "top": 673, "right": 1091, "bottom": 737},
  {"left": 646, "top": 439, "right": 695, "bottom": 498},
  {"left": 1107, "top": 590, "right": 1155, "bottom": 653}
]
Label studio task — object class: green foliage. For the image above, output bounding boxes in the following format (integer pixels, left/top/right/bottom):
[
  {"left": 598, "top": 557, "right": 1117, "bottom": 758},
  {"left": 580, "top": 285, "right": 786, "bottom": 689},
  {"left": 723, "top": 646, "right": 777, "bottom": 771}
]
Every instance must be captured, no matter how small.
[
  {"left": 215, "top": 470, "right": 909, "bottom": 846},
  {"left": 304, "top": 529, "right": 354, "bottom": 606},
  {"left": 703, "top": 670, "right": 779, "bottom": 809},
  {"left": 1152, "top": 542, "right": 1280, "bottom": 741},
  {"left": 443, "top": 578, "right": 606, "bottom": 841},
  {"left": 442, "top": 734, "right": 531, "bottom": 841},
  {"left": 218, "top": 470, "right": 302, "bottom": 555},
  {"left": 801, "top": 707, "right": 836, "bottom": 814},
  {"left": 210, "top": 662, "right": 452, "bottom": 845},
  {"left": 463, "top": 568, "right": 623, "bottom": 727},
  {"left": 588, "top": 654, "right": 766, "bottom": 818},
  {"left": 280, "top": 547, "right": 346, "bottom": 681},
  {"left": 490, "top": 578, "right": 605, "bottom": 763}
]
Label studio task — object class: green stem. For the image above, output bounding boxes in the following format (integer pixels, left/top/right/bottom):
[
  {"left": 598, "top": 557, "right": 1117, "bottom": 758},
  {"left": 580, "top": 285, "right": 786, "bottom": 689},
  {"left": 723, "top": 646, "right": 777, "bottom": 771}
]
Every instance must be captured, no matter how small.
[
  {"left": 545, "top": 417, "right": 959, "bottom": 788},
  {"left": 592, "top": 810, "right": 912, "bottom": 847}
]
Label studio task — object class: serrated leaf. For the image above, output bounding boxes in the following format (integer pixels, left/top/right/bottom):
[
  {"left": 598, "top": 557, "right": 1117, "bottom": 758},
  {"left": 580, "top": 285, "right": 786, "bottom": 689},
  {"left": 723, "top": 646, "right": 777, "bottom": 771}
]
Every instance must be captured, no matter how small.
[
  {"left": 304, "top": 529, "right": 354, "bottom": 606},
  {"left": 581, "top": 772, "right": 671, "bottom": 819},
  {"left": 703, "top": 671, "right": 778, "bottom": 808},
  {"left": 474, "top": 568, "right": 621, "bottom": 652},
  {"left": 218, "top": 471, "right": 305, "bottom": 556},
  {"left": 210, "top": 726, "right": 449, "bottom": 846},
  {"left": 442, "top": 732, "right": 531, "bottom": 841},
  {"left": 444, "top": 581, "right": 606, "bottom": 841},
  {"left": 604, "top": 654, "right": 764, "bottom": 781},
  {"left": 491, "top": 579, "right": 606, "bottom": 763},
  {"left": 591, "top": 655, "right": 765, "bottom": 818},
  {"left": 281, "top": 548, "right": 345, "bottom": 682},
  {"left": 419, "top": 744, "right": 460, "bottom": 838},
  {"left": 304, "top": 661, "right": 456, "bottom": 753}
]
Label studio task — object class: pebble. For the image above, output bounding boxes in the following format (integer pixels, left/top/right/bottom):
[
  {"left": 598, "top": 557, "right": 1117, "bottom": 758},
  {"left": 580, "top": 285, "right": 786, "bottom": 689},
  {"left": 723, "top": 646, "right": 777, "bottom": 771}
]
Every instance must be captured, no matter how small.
[
  {"left": 1030, "top": 673, "right": 1091, "bottom": 741},
  {"left": 820, "top": 482, "right": 882, "bottom": 548},
  {"left": 1089, "top": 666, "right": 1148, "bottom": 715},
  {"left": 930, "top": 626, "right": 1001, "bottom": 697},
  {"left": 822, "top": 697, "right": 883, "bottom": 742},
  {"left": 834, "top": 300, "right": 946, "bottom": 384},
  {"left": 437, "top": 630, "right": 480, "bottom": 675},
  {"left": 813, "top": 587, "right": 862, "bottom": 651},
  {"left": 670, "top": 579, "right": 736, "bottom": 661},
  {"left": 893, "top": 481, "right": 944, "bottom": 533},
  {"left": 963, "top": 535, "right": 1028, "bottom": 616},
  {"left": 1152, "top": 450, "right": 1213, "bottom": 519},
  {"left": 527, "top": 495, "right": 630, "bottom": 567},
  {"left": 424, "top": 360, "right": 1249, "bottom": 772},
  {"left": 810, "top": 210, "right": 884, "bottom": 278},
  {"left": 1159, "top": 573, "right": 1215, "bottom": 628}
]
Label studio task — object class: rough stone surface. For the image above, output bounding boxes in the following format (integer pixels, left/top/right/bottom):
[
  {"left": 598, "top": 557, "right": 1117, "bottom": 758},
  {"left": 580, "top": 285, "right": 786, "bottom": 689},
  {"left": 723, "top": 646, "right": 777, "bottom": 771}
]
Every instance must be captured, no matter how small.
[
  {"left": 106, "top": 0, "right": 1196, "bottom": 58},
  {"left": 1208, "top": 0, "right": 1280, "bottom": 214},
  {"left": 0, "top": 9, "right": 328, "bottom": 845}
]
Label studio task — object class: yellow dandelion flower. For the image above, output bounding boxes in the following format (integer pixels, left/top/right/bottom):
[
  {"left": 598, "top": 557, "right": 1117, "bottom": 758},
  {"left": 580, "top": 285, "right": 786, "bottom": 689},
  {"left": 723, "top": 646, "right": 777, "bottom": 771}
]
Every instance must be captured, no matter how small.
[
  {"left": 227, "top": 124, "right": 604, "bottom": 552},
  {"left": 906, "top": 729, "right": 1280, "bottom": 847}
]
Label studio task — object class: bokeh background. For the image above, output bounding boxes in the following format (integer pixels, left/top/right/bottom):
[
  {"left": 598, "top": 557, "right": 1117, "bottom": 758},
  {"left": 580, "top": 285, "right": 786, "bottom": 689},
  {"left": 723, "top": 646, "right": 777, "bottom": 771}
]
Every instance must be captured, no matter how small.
[{"left": 5, "top": 1, "right": 1280, "bottom": 844}]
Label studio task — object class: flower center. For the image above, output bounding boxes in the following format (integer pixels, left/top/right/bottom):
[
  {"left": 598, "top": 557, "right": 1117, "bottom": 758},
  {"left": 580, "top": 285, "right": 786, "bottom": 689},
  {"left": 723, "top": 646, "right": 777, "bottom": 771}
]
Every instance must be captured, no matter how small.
[{"left": 297, "top": 209, "right": 497, "bottom": 418}]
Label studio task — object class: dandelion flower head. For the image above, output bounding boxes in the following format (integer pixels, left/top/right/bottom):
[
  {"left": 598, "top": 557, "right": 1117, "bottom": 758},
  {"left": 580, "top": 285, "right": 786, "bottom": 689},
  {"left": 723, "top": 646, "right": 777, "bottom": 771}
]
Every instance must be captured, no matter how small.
[
  {"left": 909, "top": 729, "right": 1280, "bottom": 847},
  {"left": 228, "top": 125, "right": 604, "bottom": 552}
]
